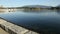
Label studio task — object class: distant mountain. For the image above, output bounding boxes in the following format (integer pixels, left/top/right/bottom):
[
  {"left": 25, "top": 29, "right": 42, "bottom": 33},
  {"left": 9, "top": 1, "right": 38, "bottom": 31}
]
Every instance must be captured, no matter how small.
[
  {"left": 57, "top": 5, "right": 60, "bottom": 7},
  {"left": 22, "top": 5, "right": 52, "bottom": 8}
]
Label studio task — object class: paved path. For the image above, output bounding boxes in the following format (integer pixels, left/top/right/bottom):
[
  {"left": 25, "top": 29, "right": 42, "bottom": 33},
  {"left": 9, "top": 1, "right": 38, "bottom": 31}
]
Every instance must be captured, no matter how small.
[
  {"left": 0, "top": 27, "right": 9, "bottom": 34},
  {"left": 0, "top": 19, "right": 39, "bottom": 34},
  {"left": 0, "top": 19, "right": 9, "bottom": 34}
]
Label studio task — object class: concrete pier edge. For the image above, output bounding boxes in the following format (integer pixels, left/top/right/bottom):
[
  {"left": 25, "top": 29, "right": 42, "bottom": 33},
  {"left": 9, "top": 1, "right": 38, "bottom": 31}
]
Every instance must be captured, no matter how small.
[{"left": 0, "top": 18, "right": 39, "bottom": 34}]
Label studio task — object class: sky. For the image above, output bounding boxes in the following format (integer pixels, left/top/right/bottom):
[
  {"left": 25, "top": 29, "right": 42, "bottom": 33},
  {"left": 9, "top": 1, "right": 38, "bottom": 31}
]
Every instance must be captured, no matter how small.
[{"left": 0, "top": 0, "right": 60, "bottom": 7}]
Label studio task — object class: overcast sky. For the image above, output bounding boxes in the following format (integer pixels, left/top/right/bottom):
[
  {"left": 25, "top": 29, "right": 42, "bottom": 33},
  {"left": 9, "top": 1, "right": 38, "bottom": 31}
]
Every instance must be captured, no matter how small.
[{"left": 0, "top": 0, "right": 60, "bottom": 7}]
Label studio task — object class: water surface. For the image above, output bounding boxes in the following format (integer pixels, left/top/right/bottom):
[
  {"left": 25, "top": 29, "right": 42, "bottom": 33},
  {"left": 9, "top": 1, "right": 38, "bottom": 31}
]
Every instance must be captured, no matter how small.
[{"left": 0, "top": 10, "right": 60, "bottom": 33}]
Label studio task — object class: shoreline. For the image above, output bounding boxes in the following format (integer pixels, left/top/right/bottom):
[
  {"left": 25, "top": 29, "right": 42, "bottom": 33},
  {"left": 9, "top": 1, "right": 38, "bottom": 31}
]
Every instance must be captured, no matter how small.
[{"left": 0, "top": 18, "right": 39, "bottom": 34}]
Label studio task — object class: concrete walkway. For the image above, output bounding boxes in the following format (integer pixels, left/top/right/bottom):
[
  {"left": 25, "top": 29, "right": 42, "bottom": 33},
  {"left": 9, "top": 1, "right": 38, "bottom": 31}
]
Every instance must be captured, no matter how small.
[
  {"left": 0, "top": 19, "right": 39, "bottom": 34},
  {"left": 0, "top": 27, "right": 9, "bottom": 34}
]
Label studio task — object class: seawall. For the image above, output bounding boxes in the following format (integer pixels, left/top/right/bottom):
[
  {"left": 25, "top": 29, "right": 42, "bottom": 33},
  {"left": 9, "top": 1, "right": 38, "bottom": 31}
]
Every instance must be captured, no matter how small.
[{"left": 0, "top": 18, "right": 39, "bottom": 34}]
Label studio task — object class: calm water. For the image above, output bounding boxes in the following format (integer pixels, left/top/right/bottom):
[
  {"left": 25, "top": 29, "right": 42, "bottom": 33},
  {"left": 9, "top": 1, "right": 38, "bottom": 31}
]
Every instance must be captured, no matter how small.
[{"left": 0, "top": 10, "right": 60, "bottom": 33}]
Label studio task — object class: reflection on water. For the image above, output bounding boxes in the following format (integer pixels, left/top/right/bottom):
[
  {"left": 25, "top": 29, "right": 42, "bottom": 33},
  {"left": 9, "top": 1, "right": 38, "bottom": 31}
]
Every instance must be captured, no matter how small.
[
  {"left": 0, "top": 9, "right": 59, "bottom": 13},
  {"left": 0, "top": 10, "right": 60, "bottom": 34}
]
